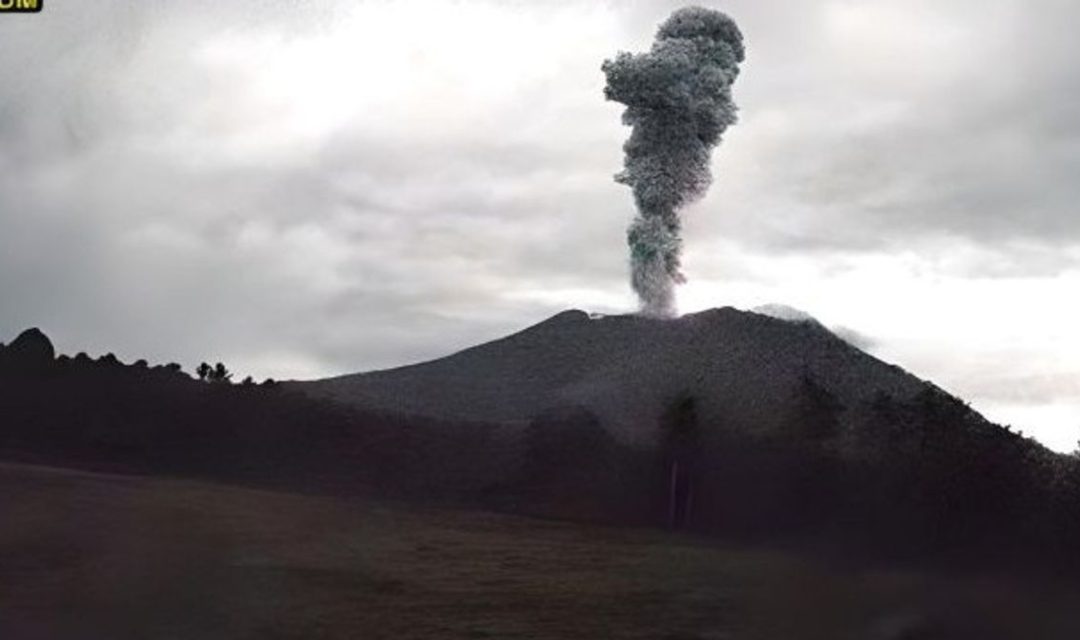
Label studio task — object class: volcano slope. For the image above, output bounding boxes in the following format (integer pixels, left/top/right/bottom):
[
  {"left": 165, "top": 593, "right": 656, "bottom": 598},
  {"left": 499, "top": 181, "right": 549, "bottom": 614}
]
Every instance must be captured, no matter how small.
[
  {"left": 294, "top": 308, "right": 1075, "bottom": 561},
  {"left": 297, "top": 307, "right": 949, "bottom": 445}
]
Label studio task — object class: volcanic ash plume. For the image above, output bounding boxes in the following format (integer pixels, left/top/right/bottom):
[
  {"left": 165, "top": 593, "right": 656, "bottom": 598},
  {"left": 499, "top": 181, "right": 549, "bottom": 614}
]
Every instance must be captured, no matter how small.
[{"left": 603, "top": 6, "right": 745, "bottom": 317}]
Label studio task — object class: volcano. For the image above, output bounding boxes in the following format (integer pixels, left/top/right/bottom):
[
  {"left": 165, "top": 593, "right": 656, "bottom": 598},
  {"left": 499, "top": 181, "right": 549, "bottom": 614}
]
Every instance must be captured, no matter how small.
[{"left": 293, "top": 307, "right": 953, "bottom": 446}]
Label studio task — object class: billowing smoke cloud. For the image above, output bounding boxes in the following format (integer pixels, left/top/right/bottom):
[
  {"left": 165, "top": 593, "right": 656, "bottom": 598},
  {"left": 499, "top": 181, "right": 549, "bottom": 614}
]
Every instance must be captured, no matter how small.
[{"left": 603, "top": 6, "right": 745, "bottom": 317}]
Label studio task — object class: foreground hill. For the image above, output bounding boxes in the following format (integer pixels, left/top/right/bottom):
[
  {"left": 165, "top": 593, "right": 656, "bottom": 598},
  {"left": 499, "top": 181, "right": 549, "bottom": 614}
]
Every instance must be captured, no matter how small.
[{"left": 3, "top": 462, "right": 1079, "bottom": 640}]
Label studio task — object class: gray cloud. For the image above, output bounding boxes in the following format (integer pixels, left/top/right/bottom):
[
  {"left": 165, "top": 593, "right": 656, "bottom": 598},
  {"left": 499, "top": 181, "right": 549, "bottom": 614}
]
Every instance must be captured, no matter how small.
[
  {"left": 724, "top": 0, "right": 1080, "bottom": 254},
  {"left": 1, "top": 0, "right": 1079, "bottom": 439}
]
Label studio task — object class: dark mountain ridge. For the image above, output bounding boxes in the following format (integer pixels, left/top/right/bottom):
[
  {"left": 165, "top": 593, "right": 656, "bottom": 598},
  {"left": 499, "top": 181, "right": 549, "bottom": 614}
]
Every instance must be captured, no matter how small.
[{"left": 1, "top": 316, "right": 1078, "bottom": 567}]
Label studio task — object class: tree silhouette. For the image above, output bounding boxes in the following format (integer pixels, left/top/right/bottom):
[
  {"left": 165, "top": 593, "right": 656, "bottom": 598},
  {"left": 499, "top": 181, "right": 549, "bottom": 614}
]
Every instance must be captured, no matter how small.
[
  {"left": 209, "top": 362, "right": 232, "bottom": 385},
  {"left": 661, "top": 393, "right": 699, "bottom": 530},
  {"left": 196, "top": 362, "right": 212, "bottom": 382}
]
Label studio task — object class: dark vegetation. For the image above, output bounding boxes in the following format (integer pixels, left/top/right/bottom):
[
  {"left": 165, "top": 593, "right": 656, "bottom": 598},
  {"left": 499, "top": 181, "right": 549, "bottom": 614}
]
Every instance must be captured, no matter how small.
[
  {"left": 0, "top": 328, "right": 510, "bottom": 501},
  {"left": 2, "top": 327, "right": 1080, "bottom": 575},
  {"left": 499, "top": 383, "right": 1080, "bottom": 572}
]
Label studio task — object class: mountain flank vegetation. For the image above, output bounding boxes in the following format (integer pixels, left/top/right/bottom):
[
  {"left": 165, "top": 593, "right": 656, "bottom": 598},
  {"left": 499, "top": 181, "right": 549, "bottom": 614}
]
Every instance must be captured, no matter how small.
[{"left": 2, "top": 310, "right": 1080, "bottom": 571}]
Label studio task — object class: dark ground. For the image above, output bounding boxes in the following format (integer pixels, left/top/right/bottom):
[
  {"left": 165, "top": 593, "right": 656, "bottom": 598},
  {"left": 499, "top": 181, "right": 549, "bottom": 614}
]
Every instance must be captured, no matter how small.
[{"left": 3, "top": 462, "right": 1080, "bottom": 640}]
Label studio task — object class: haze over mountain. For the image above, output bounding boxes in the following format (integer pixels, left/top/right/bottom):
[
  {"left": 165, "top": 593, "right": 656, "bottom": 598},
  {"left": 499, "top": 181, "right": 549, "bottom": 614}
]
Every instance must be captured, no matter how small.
[{"left": 295, "top": 307, "right": 965, "bottom": 446}]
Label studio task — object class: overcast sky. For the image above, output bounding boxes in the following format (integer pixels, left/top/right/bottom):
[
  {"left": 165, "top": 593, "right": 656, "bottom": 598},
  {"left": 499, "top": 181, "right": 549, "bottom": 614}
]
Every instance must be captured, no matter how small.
[{"left": 2, "top": 0, "right": 1079, "bottom": 451}]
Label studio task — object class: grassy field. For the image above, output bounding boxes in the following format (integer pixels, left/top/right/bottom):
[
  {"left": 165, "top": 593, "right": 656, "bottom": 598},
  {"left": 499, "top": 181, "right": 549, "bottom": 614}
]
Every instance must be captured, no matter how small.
[{"left": 2, "top": 462, "right": 1079, "bottom": 639}]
